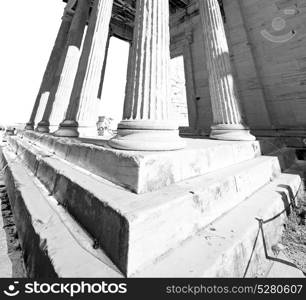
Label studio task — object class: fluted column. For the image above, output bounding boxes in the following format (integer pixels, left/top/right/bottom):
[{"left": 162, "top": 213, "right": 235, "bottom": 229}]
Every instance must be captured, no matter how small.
[
  {"left": 54, "top": 0, "right": 114, "bottom": 137},
  {"left": 36, "top": 0, "right": 91, "bottom": 133},
  {"left": 25, "top": 0, "right": 76, "bottom": 131},
  {"left": 109, "top": 0, "right": 185, "bottom": 151},
  {"left": 199, "top": 0, "right": 255, "bottom": 141}
]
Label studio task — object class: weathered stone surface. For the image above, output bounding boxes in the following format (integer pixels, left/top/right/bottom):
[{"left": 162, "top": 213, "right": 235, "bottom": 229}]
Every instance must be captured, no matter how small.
[
  {"left": 21, "top": 131, "right": 261, "bottom": 194},
  {"left": 135, "top": 174, "right": 302, "bottom": 277},
  {"left": 235, "top": 0, "right": 306, "bottom": 130},
  {"left": 6, "top": 134, "right": 287, "bottom": 275},
  {"left": 0, "top": 147, "right": 122, "bottom": 278},
  {"left": 4, "top": 134, "right": 303, "bottom": 277}
]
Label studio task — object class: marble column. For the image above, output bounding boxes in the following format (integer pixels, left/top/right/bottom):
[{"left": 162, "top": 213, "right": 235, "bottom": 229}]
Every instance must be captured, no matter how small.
[
  {"left": 109, "top": 0, "right": 185, "bottom": 151},
  {"left": 54, "top": 0, "right": 114, "bottom": 137},
  {"left": 36, "top": 0, "right": 91, "bottom": 133},
  {"left": 199, "top": 0, "right": 255, "bottom": 141},
  {"left": 25, "top": 0, "right": 76, "bottom": 131}
]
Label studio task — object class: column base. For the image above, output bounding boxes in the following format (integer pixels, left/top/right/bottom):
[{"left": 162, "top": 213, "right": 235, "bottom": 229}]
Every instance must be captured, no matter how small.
[
  {"left": 109, "top": 129, "right": 186, "bottom": 151},
  {"left": 24, "top": 123, "right": 34, "bottom": 131},
  {"left": 36, "top": 121, "right": 50, "bottom": 133},
  {"left": 54, "top": 120, "right": 79, "bottom": 138},
  {"left": 210, "top": 125, "right": 256, "bottom": 141}
]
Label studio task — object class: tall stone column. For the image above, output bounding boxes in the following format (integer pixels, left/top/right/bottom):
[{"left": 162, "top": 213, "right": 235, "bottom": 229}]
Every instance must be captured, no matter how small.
[
  {"left": 36, "top": 0, "right": 91, "bottom": 133},
  {"left": 109, "top": 0, "right": 185, "bottom": 151},
  {"left": 25, "top": 0, "right": 76, "bottom": 131},
  {"left": 54, "top": 0, "right": 114, "bottom": 137},
  {"left": 199, "top": 0, "right": 255, "bottom": 141}
]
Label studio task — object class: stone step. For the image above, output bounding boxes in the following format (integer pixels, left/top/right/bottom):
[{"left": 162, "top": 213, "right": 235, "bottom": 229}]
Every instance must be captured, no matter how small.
[
  {"left": 6, "top": 136, "right": 285, "bottom": 276},
  {"left": 0, "top": 147, "right": 122, "bottom": 278},
  {"left": 133, "top": 174, "right": 303, "bottom": 277},
  {"left": 19, "top": 131, "right": 261, "bottom": 193}
]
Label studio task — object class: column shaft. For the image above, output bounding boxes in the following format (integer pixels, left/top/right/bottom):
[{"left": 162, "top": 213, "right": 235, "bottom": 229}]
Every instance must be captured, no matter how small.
[
  {"left": 25, "top": 0, "right": 75, "bottom": 130},
  {"left": 36, "top": 0, "right": 90, "bottom": 133},
  {"left": 54, "top": 0, "right": 114, "bottom": 137},
  {"left": 109, "top": 0, "right": 185, "bottom": 151},
  {"left": 199, "top": 0, "right": 255, "bottom": 141}
]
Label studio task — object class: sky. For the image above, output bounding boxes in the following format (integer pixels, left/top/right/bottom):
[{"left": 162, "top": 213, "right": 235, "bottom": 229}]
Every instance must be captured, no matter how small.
[
  {"left": 0, "top": 1, "right": 65, "bottom": 126},
  {"left": 0, "top": 0, "right": 129, "bottom": 126}
]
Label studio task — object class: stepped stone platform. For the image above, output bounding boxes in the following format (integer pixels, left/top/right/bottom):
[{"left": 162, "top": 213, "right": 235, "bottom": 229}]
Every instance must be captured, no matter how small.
[
  {"left": 0, "top": 133, "right": 304, "bottom": 277},
  {"left": 0, "top": 148, "right": 122, "bottom": 278},
  {"left": 21, "top": 131, "right": 261, "bottom": 194},
  {"left": 135, "top": 174, "right": 302, "bottom": 277}
]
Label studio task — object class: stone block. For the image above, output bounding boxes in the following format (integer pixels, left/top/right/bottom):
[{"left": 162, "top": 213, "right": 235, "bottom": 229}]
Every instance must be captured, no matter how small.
[
  {"left": 135, "top": 173, "right": 302, "bottom": 277},
  {"left": 21, "top": 132, "right": 261, "bottom": 194},
  {"left": 0, "top": 147, "right": 122, "bottom": 278},
  {"left": 5, "top": 135, "right": 288, "bottom": 276}
]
